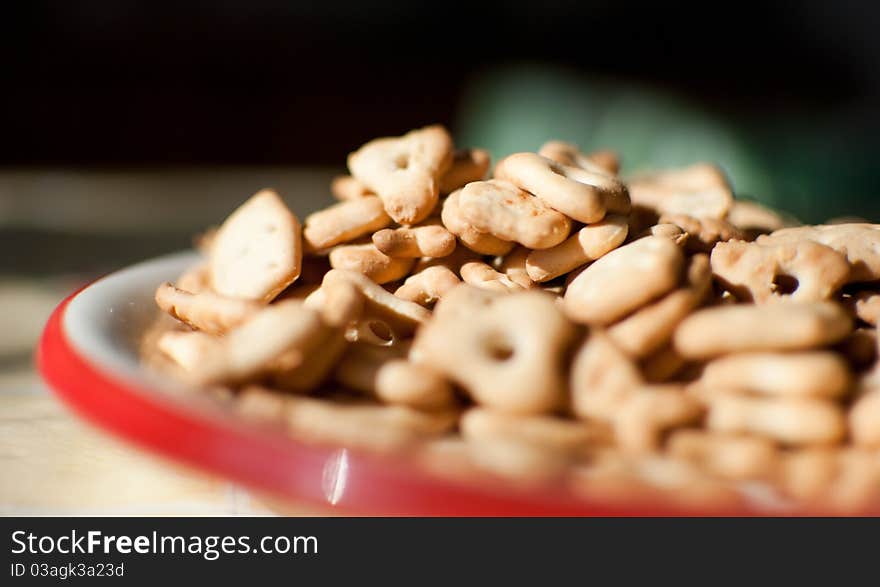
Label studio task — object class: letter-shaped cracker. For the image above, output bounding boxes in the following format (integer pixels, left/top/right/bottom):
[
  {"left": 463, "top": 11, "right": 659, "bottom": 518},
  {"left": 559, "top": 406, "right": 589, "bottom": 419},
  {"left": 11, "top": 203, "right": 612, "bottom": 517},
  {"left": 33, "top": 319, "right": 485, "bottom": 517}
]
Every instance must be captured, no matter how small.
[
  {"left": 178, "top": 300, "right": 325, "bottom": 385},
  {"left": 628, "top": 163, "right": 733, "bottom": 219},
  {"left": 321, "top": 269, "right": 431, "bottom": 337},
  {"left": 460, "top": 261, "right": 525, "bottom": 293},
  {"left": 711, "top": 239, "right": 850, "bottom": 303},
  {"left": 569, "top": 330, "right": 643, "bottom": 421},
  {"left": 658, "top": 213, "right": 745, "bottom": 253},
  {"left": 328, "top": 243, "right": 414, "bottom": 284},
  {"left": 674, "top": 302, "right": 853, "bottom": 359},
  {"left": 495, "top": 152, "right": 630, "bottom": 223},
  {"left": 375, "top": 360, "right": 455, "bottom": 411},
  {"left": 564, "top": 236, "right": 684, "bottom": 325},
  {"left": 439, "top": 148, "right": 491, "bottom": 194},
  {"left": 614, "top": 385, "right": 703, "bottom": 453},
  {"left": 849, "top": 389, "right": 880, "bottom": 448},
  {"left": 701, "top": 351, "right": 851, "bottom": 399},
  {"left": 525, "top": 214, "right": 629, "bottom": 282},
  {"left": 155, "top": 283, "right": 260, "bottom": 334},
  {"left": 304, "top": 196, "right": 391, "bottom": 250},
  {"left": 412, "top": 286, "right": 576, "bottom": 414},
  {"left": 666, "top": 430, "right": 778, "bottom": 481},
  {"left": 607, "top": 253, "right": 712, "bottom": 358},
  {"left": 538, "top": 141, "right": 620, "bottom": 175},
  {"left": 757, "top": 223, "right": 880, "bottom": 283},
  {"left": 458, "top": 179, "right": 571, "bottom": 249},
  {"left": 394, "top": 265, "right": 461, "bottom": 307},
  {"left": 706, "top": 392, "right": 846, "bottom": 446},
  {"left": 461, "top": 407, "right": 603, "bottom": 455},
  {"left": 347, "top": 125, "right": 453, "bottom": 224},
  {"left": 372, "top": 222, "right": 456, "bottom": 258},
  {"left": 441, "top": 189, "right": 514, "bottom": 255},
  {"left": 209, "top": 189, "right": 302, "bottom": 302}
]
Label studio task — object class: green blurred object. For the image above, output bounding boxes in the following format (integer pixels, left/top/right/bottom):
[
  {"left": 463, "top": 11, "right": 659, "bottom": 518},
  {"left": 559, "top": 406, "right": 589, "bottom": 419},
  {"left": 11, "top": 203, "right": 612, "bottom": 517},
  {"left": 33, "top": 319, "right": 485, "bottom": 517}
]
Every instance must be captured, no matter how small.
[{"left": 455, "top": 64, "right": 879, "bottom": 224}]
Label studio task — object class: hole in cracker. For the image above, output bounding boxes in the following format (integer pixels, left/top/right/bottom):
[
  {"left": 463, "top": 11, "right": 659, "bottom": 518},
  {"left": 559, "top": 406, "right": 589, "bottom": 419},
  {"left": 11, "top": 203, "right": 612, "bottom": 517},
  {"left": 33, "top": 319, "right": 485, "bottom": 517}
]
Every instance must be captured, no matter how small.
[
  {"left": 367, "top": 320, "right": 394, "bottom": 345},
  {"left": 266, "top": 224, "right": 277, "bottom": 233},
  {"left": 393, "top": 154, "right": 410, "bottom": 170},
  {"left": 772, "top": 273, "right": 800, "bottom": 295},
  {"left": 547, "top": 161, "right": 566, "bottom": 176},
  {"left": 485, "top": 335, "right": 514, "bottom": 361}
]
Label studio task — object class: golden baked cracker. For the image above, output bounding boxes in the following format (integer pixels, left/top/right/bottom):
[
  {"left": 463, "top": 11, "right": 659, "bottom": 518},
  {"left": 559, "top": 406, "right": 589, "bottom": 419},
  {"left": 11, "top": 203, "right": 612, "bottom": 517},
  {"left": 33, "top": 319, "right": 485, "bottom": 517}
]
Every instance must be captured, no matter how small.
[
  {"left": 372, "top": 222, "right": 456, "bottom": 258},
  {"left": 701, "top": 351, "right": 851, "bottom": 399},
  {"left": 330, "top": 174, "right": 373, "bottom": 201},
  {"left": 538, "top": 141, "right": 620, "bottom": 175},
  {"left": 525, "top": 214, "right": 629, "bottom": 283},
  {"left": 438, "top": 148, "right": 491, "bottom": 194},
  {"left": 674, "top": 302, "right": 853, "bottom": 359},
  {"left": 328, "top": 243, "right": 414, "bottom": 284},
  {"left": 440, "top": 189, "right": 514, "bottom": 255},
  {"left": 394, "top": 265, "right": 461, "bottom": 307},
  {"left": 606, "top": 254, "right": 711, "bottom": 358},
  {"left": 564, "top": 236, "right": 684, "bottom": 325},
  {"left": 495, "top": 152, "right": 630, "bottom": 223},
  {"left": 458, "top": 179, "right": 571, "bottom": 249},
  {"left": 304, "top": 196, "right": 391, "bottom": 250},
  {"left": 412, "top": 286, "right": 576, "bottom": 414},
  {"left": 209, "top": 189, "right": 303, "bottom": 302},
  {"left": 570, "top": 330, "right": 643, "bottom": 421},
  {"left": 758, "top": 223, "right": 880, "bottom": 282},
  {"left": 711, "top": 239, "right": 850, "bottom": 303},
  {"left": 347, "top": 124, "right": 453, "bottom": 224},
  {"left": 628, "top": 163, "right": 733, "bottom": 219},
  {"left": 155, "top": 282, "right": 260, "bottom": 334}
]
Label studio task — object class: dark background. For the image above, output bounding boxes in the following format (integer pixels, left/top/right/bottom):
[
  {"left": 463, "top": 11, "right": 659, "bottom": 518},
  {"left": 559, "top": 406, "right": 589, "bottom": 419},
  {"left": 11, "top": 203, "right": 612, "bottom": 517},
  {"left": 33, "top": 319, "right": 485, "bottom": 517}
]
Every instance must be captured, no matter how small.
[{"left": 3, "top": 1, "right": 879, "bottom": 166}]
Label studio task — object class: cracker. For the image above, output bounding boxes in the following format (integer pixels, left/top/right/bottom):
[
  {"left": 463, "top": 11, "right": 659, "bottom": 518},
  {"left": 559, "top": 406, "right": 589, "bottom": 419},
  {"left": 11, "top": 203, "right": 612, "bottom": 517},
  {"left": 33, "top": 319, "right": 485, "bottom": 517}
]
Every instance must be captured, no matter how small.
[
  {"left": 851, "top": 290, "right": 880, "bottom": 325},
  {"left": 330, "top": 175, "right": 373, "bottom": 201},
  {"left": 495, "top": 152, "right": 630, "bottom": 223},
  {"left": 570, "top": 330, "right": 643, "bottom": 421},
  {"left": 321, "top": 269, "right": 431, "bottom": 336},
  {"left": 372, "top": 222, "right": 456, "bottom": 258},
  {"left": 701, "top": 351, "right": 851, "bottom": 398},
  {"left": 412, "top": 286, "right": 576, "bottom": 414},
  {"left": 438, "top": 148, "right": 491, "bottom": 194},
  {"left": 328, "top": 243, "right": 414, "bottom": 284},
  {"left": 628, "top": 163, "right": 733, "bottom": 219},
  {"left": 525, "top": 214, "right": 629, "bottom": 283},
  {"left": 458, "top": 179, "right": 572, "bottom": 249},
  {"left": 758, "top": 223, "right": 880, "bottom": 283},
  {"left": 674, "top": 302, "right": 853, "bottom": 359},
  {"left": 705, "top": 391, "right": 846, "bottom": 446},
  {"left": 538, "top": 141, "right": 620, "bottom": 175},
  {"left": 564, "top": 236, "right": 684, "bottom": 325},
  {"left": 155, "top": 282, "right": 260, "bottom": 334},
  {"left": 209, "top": 189, "right": 303, "bottom": 302},
  {"left": 394, "top": 265, "right": 461, "bottom": 307},
  {"left": 711, "top": 239, "right": 850, "bottom": 303},
  {"left": 607, "top": 253, "right": 711, "bottom": 358},
  {"left": 347, "top": 124, "right": 453, "bottom": 224},
  {"left": 658, "top": 213, "right": 745, "bottom": 253},
  {"left": 304, "top": 195, "right": 391, "bottom": 250},
  {"left": 440, "top": 189, "right": 514, "bottom": 256}
]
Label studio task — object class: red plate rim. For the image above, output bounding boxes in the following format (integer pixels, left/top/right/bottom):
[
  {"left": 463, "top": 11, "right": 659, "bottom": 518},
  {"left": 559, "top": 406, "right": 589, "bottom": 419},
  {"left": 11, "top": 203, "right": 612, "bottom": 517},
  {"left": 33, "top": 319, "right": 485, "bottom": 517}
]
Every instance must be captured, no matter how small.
[{"left": 37, "top": 284, "right": 835, "bottom": 516}]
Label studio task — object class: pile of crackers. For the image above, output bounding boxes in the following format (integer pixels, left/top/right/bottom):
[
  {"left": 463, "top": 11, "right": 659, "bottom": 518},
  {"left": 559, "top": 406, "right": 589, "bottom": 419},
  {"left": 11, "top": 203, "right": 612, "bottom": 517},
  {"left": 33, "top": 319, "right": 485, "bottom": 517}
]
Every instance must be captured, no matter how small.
[{"left": 147, "top": 125, "right": 880, "bottom": 512}]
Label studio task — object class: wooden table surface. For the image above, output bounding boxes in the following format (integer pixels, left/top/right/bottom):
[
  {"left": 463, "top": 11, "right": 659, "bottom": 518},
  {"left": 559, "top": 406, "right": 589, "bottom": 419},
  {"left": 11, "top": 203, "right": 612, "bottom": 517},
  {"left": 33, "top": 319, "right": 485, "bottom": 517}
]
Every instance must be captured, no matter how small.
[{"left": 0, "top": 392, "right": 277, "bottom": 515}]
